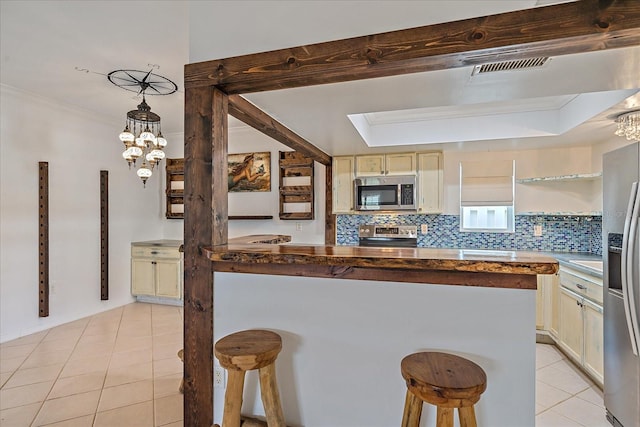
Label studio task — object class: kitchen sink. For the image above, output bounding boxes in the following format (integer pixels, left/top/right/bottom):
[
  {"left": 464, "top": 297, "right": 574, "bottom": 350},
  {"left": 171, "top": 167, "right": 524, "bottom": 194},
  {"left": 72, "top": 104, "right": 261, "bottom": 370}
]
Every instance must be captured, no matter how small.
[{"left": 569, "top": 260, "right": 603, "bottom": 272}]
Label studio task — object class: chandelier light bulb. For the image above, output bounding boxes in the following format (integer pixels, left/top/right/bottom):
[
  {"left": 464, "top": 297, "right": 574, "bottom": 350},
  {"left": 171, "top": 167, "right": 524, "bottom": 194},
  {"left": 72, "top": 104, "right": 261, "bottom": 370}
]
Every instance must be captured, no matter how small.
[
  {"left": 156, "top": 132, "right": 167, "bottom": 148},
  {"left": 149, "top": 148, "right": 165, "bottom": 161},
  {"left": 140, "top": 127, "right": 156, "bottom": 145},
  {"left": 615, "top": 110, "right": 640, "bottom": 142},
  {"left": 137, "top": 163, "right": 153, "bottom": 186},
  {"left": 119, "top": 126, "right": 135, "bottom": 144}
]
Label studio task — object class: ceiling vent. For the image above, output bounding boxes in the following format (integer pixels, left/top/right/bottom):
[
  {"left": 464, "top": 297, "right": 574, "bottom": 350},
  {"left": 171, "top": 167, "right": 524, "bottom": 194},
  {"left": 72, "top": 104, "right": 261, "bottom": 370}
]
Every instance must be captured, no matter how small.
[{"left": 471, "top": 57, "right": 550, "bottom": 76}]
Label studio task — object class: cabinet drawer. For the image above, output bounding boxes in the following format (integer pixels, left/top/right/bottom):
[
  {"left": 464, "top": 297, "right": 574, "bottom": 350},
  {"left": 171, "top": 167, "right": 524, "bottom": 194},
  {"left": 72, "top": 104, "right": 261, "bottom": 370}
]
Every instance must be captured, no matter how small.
[
  {"left": 559, "top": 269, "right": 603, "bottom": 305},
  {"left": 131, "top": 246, "right": 181, "bottom": 259}
]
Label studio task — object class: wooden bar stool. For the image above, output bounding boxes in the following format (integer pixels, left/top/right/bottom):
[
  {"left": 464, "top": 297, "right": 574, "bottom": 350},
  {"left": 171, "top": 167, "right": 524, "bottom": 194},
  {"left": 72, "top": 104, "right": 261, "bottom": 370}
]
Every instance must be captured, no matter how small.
[
  {"left": 215, "top": 329, "right": 286, "bottom": 427},
  {"left": 178, "top": 349, "right": 184, "bottom": 393},
  {"left": 400, "top": 352, "right": 487, "bottom": 427}
]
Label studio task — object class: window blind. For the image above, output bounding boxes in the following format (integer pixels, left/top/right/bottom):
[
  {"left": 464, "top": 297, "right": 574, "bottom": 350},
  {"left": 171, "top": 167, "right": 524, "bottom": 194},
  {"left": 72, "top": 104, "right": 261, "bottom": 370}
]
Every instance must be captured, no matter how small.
[{"left": 460, "top": 160, "right": 514, "bottom": 206}]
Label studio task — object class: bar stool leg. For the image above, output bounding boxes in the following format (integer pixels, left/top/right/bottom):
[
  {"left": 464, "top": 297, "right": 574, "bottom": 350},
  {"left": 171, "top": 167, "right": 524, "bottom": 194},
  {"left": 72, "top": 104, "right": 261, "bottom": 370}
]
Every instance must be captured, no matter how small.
[
  {"left": 436, "top": 407, "right": 454, "bottom": 427},
  {"left": 458, "top": 406, "right": 478, "bottom": 427},
  {"left": 222, "top": 369, "right": 246, "bottom": 427},
  {"left": 401, "top": 390, "right": 423, "bottom": 427},
  {"left": 258, "top": 363, "right": 286, "bottom": 427}
]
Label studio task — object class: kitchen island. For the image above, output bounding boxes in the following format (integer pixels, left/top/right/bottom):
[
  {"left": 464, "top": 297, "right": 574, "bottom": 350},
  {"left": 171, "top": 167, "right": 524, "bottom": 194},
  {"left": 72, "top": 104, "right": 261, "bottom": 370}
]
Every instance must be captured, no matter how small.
[{"left": 203, "top": 243, "right": 558, "bottom": 426}]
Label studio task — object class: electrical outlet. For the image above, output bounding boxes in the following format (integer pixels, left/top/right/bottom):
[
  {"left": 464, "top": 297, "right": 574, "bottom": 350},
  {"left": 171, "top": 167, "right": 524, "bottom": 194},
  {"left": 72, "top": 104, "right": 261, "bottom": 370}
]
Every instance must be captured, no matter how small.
[
  {"left": 295, "top": 222, "right": 302, "bottom": 231},
  {"left": 214, "top": 366, "right": 225, "bottom": 388},
  {"left": 534, "top": 225, "right": 543, "bottom": 237},
  {"left": 421, "top": 224, "right": 428, "bottom": 234}
]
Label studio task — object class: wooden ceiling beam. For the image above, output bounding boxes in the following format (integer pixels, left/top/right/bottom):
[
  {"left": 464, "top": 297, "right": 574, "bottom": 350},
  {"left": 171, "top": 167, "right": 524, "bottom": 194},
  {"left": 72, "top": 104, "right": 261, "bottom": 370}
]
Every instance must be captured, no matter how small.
[
  {"left": 228, "top": 95, "right": 331, "bottom": 165},
  {"left": 185, "top": 0, "right": 640, "bottom": 94}
]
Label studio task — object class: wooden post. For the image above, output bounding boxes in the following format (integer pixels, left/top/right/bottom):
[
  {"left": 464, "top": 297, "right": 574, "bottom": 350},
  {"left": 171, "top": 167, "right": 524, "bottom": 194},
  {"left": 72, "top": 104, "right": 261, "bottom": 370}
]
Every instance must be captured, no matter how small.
[
  {"left": 325, "top": 162, "right": 335, "bottom": 245},
  {"left": 183, "top": 85, "right": 228, "bottom": 426}
]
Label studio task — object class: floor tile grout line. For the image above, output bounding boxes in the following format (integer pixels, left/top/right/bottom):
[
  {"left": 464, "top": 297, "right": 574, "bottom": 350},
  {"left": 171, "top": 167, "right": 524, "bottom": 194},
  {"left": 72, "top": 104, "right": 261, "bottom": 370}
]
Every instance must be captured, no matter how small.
[
  {"left": 90, "top": 306, "right": 126, "bottom": 426},
  {"left": 26, "top": 308, "right": 123, "bottom": 427},
  {"left": 28, "top": 316, "right": 95, "bottom": 427}
]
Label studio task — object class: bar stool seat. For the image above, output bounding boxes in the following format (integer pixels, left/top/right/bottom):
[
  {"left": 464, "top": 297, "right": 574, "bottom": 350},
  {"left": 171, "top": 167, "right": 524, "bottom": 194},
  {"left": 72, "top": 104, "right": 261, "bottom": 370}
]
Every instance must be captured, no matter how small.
[
  {"left": 215, "top": 329, "right": 286, "bottom": 427},
  {"left": 401, "top": 351, "right": 487, "bottom": 427}
]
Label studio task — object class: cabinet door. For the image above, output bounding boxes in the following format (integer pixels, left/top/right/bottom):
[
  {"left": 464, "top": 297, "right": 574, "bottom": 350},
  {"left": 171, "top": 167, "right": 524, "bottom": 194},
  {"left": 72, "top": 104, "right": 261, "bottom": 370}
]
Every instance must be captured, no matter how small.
[
  {"left": 583, "top": 299, "right": 604, "bottom": 386},
  {"left": 536, "top": 275, "right": 545, "bottom": 330},
  {"left": 559, "top": 287, "right": 583, "bottom": 364},
  {"left": 332, "top": 156, "right": 355, "bottom": 213},
  {"left": 385, "top": 153, "right": 416, "bottom": 175},
  {"left": 549, "top": 274, "right": 560, "bottom": 339},
  {"left": 417, "top": 153, "right": 443, "bottom": 213},
  {"left": 131, "top": 258, "right": 155, "bottom": 296},
  {"left": 155, "top": 259, "right": 182, "bottom": 298},
  {"left": 355, "top": 155, "right": 385, "bottom": 176}
]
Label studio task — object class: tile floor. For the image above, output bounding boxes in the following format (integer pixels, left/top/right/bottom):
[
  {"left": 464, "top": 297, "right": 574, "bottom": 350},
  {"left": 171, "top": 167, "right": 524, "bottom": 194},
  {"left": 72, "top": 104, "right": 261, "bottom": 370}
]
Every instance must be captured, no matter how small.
[
  {"left": 1, "top": 302, "right": 607, "bottom": 426},
  {"left": 535, "top": 344, "right": 608, "bottom": 427},
  {"left": 0, "top": 303, "right": 183, "bottom": 427}
]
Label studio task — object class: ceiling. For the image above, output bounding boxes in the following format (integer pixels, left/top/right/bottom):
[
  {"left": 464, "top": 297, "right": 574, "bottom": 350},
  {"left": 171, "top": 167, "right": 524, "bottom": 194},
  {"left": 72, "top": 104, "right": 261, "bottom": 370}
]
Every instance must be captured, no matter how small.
[{"left": 2, "top": 1, "right": 639, "bottom": 156}]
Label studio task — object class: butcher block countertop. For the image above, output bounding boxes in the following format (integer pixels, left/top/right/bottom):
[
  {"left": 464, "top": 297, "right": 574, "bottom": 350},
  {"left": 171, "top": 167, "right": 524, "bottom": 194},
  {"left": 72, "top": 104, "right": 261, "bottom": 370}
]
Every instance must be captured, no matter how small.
[{"left": 202, "top": 243, "right": 558, "bottom": 290}]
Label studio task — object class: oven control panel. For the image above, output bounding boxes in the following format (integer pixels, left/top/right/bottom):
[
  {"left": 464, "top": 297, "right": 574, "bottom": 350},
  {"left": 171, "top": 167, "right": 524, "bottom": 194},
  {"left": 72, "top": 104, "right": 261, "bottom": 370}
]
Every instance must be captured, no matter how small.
[{"left": 358, "top": 224, "right": 417, "bottom": 239}]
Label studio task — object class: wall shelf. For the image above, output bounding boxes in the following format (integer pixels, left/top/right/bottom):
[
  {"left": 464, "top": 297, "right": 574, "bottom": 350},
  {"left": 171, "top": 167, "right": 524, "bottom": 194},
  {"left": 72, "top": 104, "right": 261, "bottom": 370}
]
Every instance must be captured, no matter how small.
[
  {"left": 518, "top": 212, "right": 602, "bottom": 216},
  {"left": 165, "top": 158, "right": 185, "bottom": 219},
  {"left": 516, "top": 172, "right": 602, "bottom": 184},
  {"left": 279, "top": 151, "right": 314, "bottom": 220},
  {"left": 229, "top": 215, "right": 274, "bottom": 220}
]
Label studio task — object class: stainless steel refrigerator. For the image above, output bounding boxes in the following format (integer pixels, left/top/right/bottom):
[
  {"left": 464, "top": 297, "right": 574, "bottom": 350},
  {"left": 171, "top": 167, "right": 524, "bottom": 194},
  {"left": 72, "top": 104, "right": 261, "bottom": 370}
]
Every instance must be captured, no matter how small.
[{"left": 604, "top": 141, "right": 640, "bottom": 427}]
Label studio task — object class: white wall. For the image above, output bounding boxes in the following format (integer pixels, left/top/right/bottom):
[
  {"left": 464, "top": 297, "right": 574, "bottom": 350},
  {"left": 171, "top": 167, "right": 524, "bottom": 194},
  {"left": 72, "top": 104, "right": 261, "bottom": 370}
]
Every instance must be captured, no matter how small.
[
  {"left": 442, "top": 145, "right": 610, "bottom": 215},
  {"left": 162, "top": 125, "right": 327, "bottom": 244},
  {"left": 0, "top": 85, "right": 166, "bottom": 342}
]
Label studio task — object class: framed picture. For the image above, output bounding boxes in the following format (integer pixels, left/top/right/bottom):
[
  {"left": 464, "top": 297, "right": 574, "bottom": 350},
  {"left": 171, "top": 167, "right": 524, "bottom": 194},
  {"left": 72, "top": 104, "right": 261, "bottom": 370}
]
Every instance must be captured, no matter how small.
[{"left": 227, "top": 152, "right": 271, "bottom": 192}]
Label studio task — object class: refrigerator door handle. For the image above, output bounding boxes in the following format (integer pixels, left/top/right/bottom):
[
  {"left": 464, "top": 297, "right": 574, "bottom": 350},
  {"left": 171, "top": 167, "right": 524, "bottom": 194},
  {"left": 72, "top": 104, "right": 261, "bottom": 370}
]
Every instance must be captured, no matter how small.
[
  {"left": 622, "top": 181, "right": 639, "bottom": 356},
  {"left": 627, "top": 182, "right": 640, "bottom": 355}
]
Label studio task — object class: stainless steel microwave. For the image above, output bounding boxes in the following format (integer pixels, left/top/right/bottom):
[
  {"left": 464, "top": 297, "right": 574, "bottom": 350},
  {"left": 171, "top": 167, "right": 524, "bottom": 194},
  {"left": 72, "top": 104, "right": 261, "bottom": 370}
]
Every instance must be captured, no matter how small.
[{"left": 354, "top": 175, "right": 416, "bottom": 211}]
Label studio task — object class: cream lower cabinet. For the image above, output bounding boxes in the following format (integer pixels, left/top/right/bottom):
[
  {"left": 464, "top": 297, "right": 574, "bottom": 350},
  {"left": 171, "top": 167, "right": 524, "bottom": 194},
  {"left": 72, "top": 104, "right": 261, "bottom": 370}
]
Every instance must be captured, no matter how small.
[
  {"left": 557, "top": 266, "right": 603, "bottom": 387},
  {"left": 536, "top": 273, "right": 559, "bottom": 334},
  {"left": 131, "top": 241, "right": 183, "bottom": 301},
  {"left": 583, "top": 298, "right": 604, "bottom": 384},
  {"left": 559, "top": 287, "right": 584, "bottom": 362},
  {"left": 549, "top": 273, "right": 560, "bottom": 339}
]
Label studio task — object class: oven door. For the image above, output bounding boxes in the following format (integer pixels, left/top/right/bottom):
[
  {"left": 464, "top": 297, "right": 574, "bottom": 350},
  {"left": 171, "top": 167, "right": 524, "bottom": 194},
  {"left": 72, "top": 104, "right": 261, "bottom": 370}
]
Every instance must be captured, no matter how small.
[{"left": 358, "top": 237, "right": 417, "bottom": 248}]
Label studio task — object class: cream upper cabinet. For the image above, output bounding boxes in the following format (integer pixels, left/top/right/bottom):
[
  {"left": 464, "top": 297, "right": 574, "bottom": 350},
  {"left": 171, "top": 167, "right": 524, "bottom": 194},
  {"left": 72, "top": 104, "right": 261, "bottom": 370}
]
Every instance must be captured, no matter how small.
[
  {"left": 355, "top": 153, "right": 416, "bottom": 176},
  {"left": 417, "top": 152, "right": 443, "bottom": 213},
  {"left": 332, "top": 156, "right": 355, "bottom": 213}
]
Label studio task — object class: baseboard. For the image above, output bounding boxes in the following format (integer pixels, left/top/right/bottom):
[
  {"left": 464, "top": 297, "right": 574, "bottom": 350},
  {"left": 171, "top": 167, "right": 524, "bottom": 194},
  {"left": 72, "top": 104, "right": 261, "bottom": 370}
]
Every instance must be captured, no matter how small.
[{"left": 135, "top": 295, "right": 183, "bottom": 306}]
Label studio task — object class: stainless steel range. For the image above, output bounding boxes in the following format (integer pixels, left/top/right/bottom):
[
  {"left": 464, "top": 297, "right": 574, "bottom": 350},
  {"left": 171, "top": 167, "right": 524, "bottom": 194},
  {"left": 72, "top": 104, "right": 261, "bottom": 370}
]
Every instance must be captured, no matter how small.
[{"left": 358, "top": 224, "right": 418, "bottom": 248}]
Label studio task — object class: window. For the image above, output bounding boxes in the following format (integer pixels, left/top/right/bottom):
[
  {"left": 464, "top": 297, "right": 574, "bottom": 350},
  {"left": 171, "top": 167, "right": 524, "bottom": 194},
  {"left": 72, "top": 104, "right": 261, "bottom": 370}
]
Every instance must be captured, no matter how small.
[{"left": 460, "top": 160, "right": 515, "bottom": 233}]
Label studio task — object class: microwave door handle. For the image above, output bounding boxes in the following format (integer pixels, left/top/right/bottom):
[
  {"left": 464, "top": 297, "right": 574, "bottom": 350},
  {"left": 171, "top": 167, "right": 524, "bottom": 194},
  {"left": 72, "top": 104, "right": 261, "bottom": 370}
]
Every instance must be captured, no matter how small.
[
  {"left": 626, "top": 182, "right": 640, "bottom": 355},
  {"left": 622, "top": 181, "right": 639, "bottom": 356}
]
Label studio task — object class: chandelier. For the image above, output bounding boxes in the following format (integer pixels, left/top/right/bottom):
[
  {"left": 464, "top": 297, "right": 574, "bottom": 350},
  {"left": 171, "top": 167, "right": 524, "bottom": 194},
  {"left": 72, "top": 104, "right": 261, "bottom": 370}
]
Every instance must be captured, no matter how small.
[
  {"left": 108, "top": 69, "right": 178, "bottom": 186},
  {"left": 615, "top": 110, "right": 640, "bottom": 142}
]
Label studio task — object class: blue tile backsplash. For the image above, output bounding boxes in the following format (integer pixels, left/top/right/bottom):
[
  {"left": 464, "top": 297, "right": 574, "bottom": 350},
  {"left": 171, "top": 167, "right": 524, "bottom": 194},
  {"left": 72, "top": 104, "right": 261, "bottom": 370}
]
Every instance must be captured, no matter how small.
[{"left": 336, "top": 214, "right": 602, "bottom": 255}]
